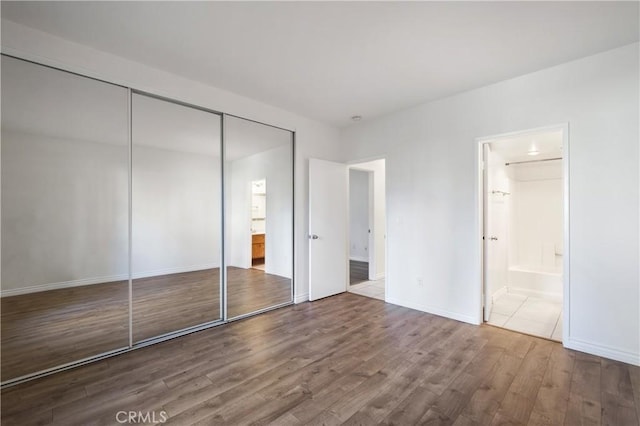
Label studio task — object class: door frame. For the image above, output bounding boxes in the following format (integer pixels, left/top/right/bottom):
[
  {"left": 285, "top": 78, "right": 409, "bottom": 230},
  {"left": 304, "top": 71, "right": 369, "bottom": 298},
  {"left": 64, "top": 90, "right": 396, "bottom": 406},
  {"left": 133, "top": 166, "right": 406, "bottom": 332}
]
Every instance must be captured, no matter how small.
[
  {"left": 346, "top": 157, "right": 388, "bottom": 298},
  {"left": 476, "top": 123, "right": 569, "bottom": 343}
]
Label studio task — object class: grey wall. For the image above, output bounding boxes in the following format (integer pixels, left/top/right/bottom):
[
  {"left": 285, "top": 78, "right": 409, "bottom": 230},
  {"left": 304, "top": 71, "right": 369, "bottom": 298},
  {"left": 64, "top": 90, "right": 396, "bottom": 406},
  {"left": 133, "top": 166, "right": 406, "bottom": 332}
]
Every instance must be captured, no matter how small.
[{"left": 349, "top": 169, "right": 369, "bottom": 261}]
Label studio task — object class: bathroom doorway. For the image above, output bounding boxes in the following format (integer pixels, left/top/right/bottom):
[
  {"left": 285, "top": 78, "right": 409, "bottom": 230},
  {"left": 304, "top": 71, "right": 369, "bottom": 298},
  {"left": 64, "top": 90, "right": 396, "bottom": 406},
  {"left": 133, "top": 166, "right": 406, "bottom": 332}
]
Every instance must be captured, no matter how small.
[
  {"left": 479, "top": 125, "right": 568, "bottom": 342},
  {"left": 347, "top": 159, "right": 386, "bottom": 301}
]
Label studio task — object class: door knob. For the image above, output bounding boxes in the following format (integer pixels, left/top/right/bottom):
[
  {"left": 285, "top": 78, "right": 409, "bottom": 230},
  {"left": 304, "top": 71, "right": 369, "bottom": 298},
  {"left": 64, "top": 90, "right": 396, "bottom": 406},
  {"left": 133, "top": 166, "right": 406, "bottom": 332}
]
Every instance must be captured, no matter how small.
[
  {"left": 490, "top": 236, "right": 498, "bottom": 241},
  {"left": 309, "top": 234, "right": 319, "bottom": 240}
]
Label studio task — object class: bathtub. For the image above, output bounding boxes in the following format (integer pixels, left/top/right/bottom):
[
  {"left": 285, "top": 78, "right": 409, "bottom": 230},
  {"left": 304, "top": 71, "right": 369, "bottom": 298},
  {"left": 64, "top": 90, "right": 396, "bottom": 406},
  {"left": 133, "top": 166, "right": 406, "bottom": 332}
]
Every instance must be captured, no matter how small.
[{"left": 507, "top": 265, "right": 563, "bottom": 301}]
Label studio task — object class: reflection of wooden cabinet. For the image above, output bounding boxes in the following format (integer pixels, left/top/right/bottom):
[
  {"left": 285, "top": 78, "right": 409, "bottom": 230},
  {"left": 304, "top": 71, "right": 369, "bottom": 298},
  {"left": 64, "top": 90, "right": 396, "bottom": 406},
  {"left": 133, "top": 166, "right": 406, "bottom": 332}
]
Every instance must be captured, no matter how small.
[{"left": 252, "top": 234, "right": 265, "bottom": 259}]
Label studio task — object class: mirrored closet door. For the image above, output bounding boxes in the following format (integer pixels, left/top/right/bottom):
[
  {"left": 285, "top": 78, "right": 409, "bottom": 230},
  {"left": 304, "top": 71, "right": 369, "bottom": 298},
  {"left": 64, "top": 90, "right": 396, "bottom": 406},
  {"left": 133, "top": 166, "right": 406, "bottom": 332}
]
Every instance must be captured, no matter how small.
[
  {"left": 224, "top": 116, "right": 293, "bottom": 319},
  {"left": 131, "top": 94, "right": 222, "bottom": 342},
  {"left": 1, "top": 56, "right": 294, "bottom": 384},
  {"left": 1, "top": 56, "right": 130, "bottom": 381}
]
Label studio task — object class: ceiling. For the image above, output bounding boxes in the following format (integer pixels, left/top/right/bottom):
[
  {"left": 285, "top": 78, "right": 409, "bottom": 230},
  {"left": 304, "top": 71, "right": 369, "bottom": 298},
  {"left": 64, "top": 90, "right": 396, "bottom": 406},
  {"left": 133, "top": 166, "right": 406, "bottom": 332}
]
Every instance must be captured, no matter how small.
[{"left": 2, "top": 2, "right": 638, "bottom": 127}]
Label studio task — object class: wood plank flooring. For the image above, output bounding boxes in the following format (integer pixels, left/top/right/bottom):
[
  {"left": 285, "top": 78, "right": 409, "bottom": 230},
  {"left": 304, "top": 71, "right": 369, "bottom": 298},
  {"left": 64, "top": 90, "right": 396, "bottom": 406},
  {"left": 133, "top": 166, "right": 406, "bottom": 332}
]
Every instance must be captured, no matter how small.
[
  {"left": 350, "top": 260, "right": 369, "bottom": 285},
  {"left": 2, "top": 293, "right": 638, "bottom": 425},
  {"left": 1, "top": 267, "right": 291, "bottom": 381}
]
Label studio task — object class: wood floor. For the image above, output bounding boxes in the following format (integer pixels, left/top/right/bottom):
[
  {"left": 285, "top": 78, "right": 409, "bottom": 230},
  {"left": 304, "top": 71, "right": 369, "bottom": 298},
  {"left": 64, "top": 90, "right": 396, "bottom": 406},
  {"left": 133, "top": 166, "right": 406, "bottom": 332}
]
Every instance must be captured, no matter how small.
[
  {"left": 350, "top": 260, "right": 369, "bottom": 285},
  {"left": 2, "top": 293, "right": 638, "bottom": 425},
  {"left": 1, "top": 267, "right": 291, "bottom": 381}
]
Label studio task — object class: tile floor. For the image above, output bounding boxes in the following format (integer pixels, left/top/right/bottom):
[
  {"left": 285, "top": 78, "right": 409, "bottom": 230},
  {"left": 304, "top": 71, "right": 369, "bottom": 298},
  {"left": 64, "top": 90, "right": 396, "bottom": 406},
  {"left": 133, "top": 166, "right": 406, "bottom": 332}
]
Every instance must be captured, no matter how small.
[
  {"left": 488, "top": 292, "right": 562, "bottom": 341},
  {"left": 348, "top": 279, "right": 385, "bottom": 301}
]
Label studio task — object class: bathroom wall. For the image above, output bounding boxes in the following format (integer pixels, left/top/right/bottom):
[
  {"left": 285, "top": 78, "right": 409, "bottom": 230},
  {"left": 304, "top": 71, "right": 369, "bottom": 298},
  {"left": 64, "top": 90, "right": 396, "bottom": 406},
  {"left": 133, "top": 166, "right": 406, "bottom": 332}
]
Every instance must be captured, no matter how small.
[{"left": 509, "top": 161, "right": 563, "bottom": 272}]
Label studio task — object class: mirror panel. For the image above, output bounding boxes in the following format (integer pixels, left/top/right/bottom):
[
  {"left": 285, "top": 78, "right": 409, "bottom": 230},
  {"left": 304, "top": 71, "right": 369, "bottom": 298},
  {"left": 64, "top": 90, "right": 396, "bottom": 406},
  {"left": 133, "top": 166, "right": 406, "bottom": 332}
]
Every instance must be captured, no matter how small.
[
  {"left": 131, "top": 94, "right": 222, "bottom": 342},
  {"left": 1, "top": 56, "right": 130, "bottom": 381},
  {"left": 224, "top": 116, "right": 293, "bottom": 318}
]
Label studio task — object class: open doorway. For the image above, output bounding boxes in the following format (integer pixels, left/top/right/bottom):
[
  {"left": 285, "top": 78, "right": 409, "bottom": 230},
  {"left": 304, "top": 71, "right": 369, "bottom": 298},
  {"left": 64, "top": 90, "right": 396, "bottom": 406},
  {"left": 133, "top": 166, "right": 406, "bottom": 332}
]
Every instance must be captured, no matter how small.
[
  {"left": 479, "top": 125, "right": 568, "bottom": 342},
  {"left": 251, "top": 179, "right": 266, "bottom": 270},
  {"left": 347, "top": 159, "right": 386, "bottom": 301}
]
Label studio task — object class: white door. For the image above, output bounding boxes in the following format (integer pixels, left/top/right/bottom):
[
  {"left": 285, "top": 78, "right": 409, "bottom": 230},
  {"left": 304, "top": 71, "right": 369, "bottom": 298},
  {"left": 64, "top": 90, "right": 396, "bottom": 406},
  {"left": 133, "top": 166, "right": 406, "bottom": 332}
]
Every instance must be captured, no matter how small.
[
  {"left": 309, "top": 158, "right": 348, "bottom": 301},
  {"left": 483, "top": 144, "right": 493, "bottom": 321},
  {"left": 484, "top": 145, "right": 509, "bottom": 321}
]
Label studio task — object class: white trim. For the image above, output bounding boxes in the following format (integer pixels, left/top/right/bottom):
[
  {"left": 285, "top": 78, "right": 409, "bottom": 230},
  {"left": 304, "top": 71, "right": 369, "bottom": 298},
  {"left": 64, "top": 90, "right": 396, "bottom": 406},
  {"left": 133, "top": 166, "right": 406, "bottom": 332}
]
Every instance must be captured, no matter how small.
[
  {"left": 507, "top": 286, "right": 562, "bottom": 302},
  {"left": 294, "top": 293, "right": 309, "bottom": 304},
  {"left": 1, "top": 274, "right": 128, "bottom": 297},
  {"left": 0, "top": 263, "right": 219, "bottom": 297},
  {"left": 386, "top": 297, "right": 480, "bottom": 325},
  {"left": 349, "top": 256, "right": 369, "bottom": 262},
  {"left": 131, "top": 263, "right": 220, "bottom": 280},
  {"left": 565, "top": 337, "right": 640, "bottom": 366},
  {"left": 561, "top": 124, "right": 570, "bottom": 345}
]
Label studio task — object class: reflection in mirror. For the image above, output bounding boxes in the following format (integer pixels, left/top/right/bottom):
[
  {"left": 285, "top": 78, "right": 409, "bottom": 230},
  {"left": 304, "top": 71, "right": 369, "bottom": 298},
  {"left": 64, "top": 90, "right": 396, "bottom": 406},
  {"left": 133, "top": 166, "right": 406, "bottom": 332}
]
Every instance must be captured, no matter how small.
[
  {"left": 1, "top": 56, "right": 129, "bottom": 381},
  {"left": 225, "top": 116, "right": 293, "bottom": 318},
  {"left": 132, "top": 94, "right": 222, "bottom": 342},
  {"left": 251, "top": 179, "right": 267, "bottom": 269}
]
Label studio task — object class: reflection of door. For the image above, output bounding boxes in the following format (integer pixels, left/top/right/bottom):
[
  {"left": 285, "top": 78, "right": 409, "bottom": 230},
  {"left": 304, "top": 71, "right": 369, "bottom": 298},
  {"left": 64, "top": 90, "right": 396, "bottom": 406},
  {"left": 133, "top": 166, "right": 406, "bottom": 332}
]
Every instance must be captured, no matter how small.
[{"left": 309, "top": 158, "right": 348, "bottom": 301}]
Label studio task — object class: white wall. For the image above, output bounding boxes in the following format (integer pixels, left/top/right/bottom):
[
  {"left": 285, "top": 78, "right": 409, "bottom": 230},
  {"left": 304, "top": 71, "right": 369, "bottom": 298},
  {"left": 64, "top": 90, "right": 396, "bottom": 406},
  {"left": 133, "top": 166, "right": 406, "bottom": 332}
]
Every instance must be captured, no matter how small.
[
  {"left": 1, "top": 133, "right": 222, "bottom": 295},
  {"left": 132, "top": 146, "right": 221, "bottom": 277},
  {"left": 342, "top": 44, "right": 639, "bottom": 365},
  {"left": 227, "top": 145, "right": 292, "bottom": 279},
  {"left": 1, "top": 20, "right": 345, "bottom": 303},
  {"left": 1, "top": 131, "right": 129, "bottom": 293},
  {"left": 349, "top": 169, "right": 369, "bottom": 261}
]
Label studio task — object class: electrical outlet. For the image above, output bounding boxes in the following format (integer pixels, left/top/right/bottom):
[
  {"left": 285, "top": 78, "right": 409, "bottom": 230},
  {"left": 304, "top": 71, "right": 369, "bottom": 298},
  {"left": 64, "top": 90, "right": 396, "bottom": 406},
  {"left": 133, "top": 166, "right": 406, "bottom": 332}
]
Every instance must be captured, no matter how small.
[{"left": 417, "top": 277, "right": 423, "bottom": 287}]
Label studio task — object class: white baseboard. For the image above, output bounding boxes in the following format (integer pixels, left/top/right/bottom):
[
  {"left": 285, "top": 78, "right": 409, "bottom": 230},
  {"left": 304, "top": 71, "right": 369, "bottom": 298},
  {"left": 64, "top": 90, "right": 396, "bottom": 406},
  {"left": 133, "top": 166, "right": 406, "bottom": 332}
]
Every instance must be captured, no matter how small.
[
  {"left": 294, "top": 293, "right": 309, "bottom": 304},
  {"left": 1, "top": 263, "right": 220, "bottom": 297},
  {"left": 386, "top": 297, "right": 480, "bottom": 325},
  {"left": 564, "top": 337, "right": 640, "bottom": 366},
  {"left": 374, "top": 272, "right": 385, "bottom": 281},
  {"left": 507, "top": 286, "right": 563, "bottom": 302},
  {"left": 1, "top": 274, "right": 129, "bottom": 297},
  {"left": 349, "top": 256, "right": 368, "bottom": 262}
]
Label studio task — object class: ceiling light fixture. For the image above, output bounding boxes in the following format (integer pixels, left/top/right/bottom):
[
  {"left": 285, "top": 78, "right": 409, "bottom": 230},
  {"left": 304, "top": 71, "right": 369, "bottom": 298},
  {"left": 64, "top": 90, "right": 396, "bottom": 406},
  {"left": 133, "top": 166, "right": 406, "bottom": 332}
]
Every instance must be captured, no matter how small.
[{"left": 351, "top": 115, "right": 362, "bottom": 122}]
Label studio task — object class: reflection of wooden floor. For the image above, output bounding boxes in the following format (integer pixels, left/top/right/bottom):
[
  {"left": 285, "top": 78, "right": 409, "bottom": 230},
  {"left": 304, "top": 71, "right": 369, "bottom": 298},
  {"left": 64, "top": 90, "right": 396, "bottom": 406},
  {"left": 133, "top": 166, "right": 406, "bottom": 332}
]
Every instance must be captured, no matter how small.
[
  {"left": 227, "top": 267, "right": 291, "bottom": 318},
  {"left": 1, "top": 280, "right": 129, "bottom": 382},
  {"left": 132, "top": 269, "right": 221, "bottom": 342},
  {"left": 1, "top": 267, "right": 290, "bottom": 381}
]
